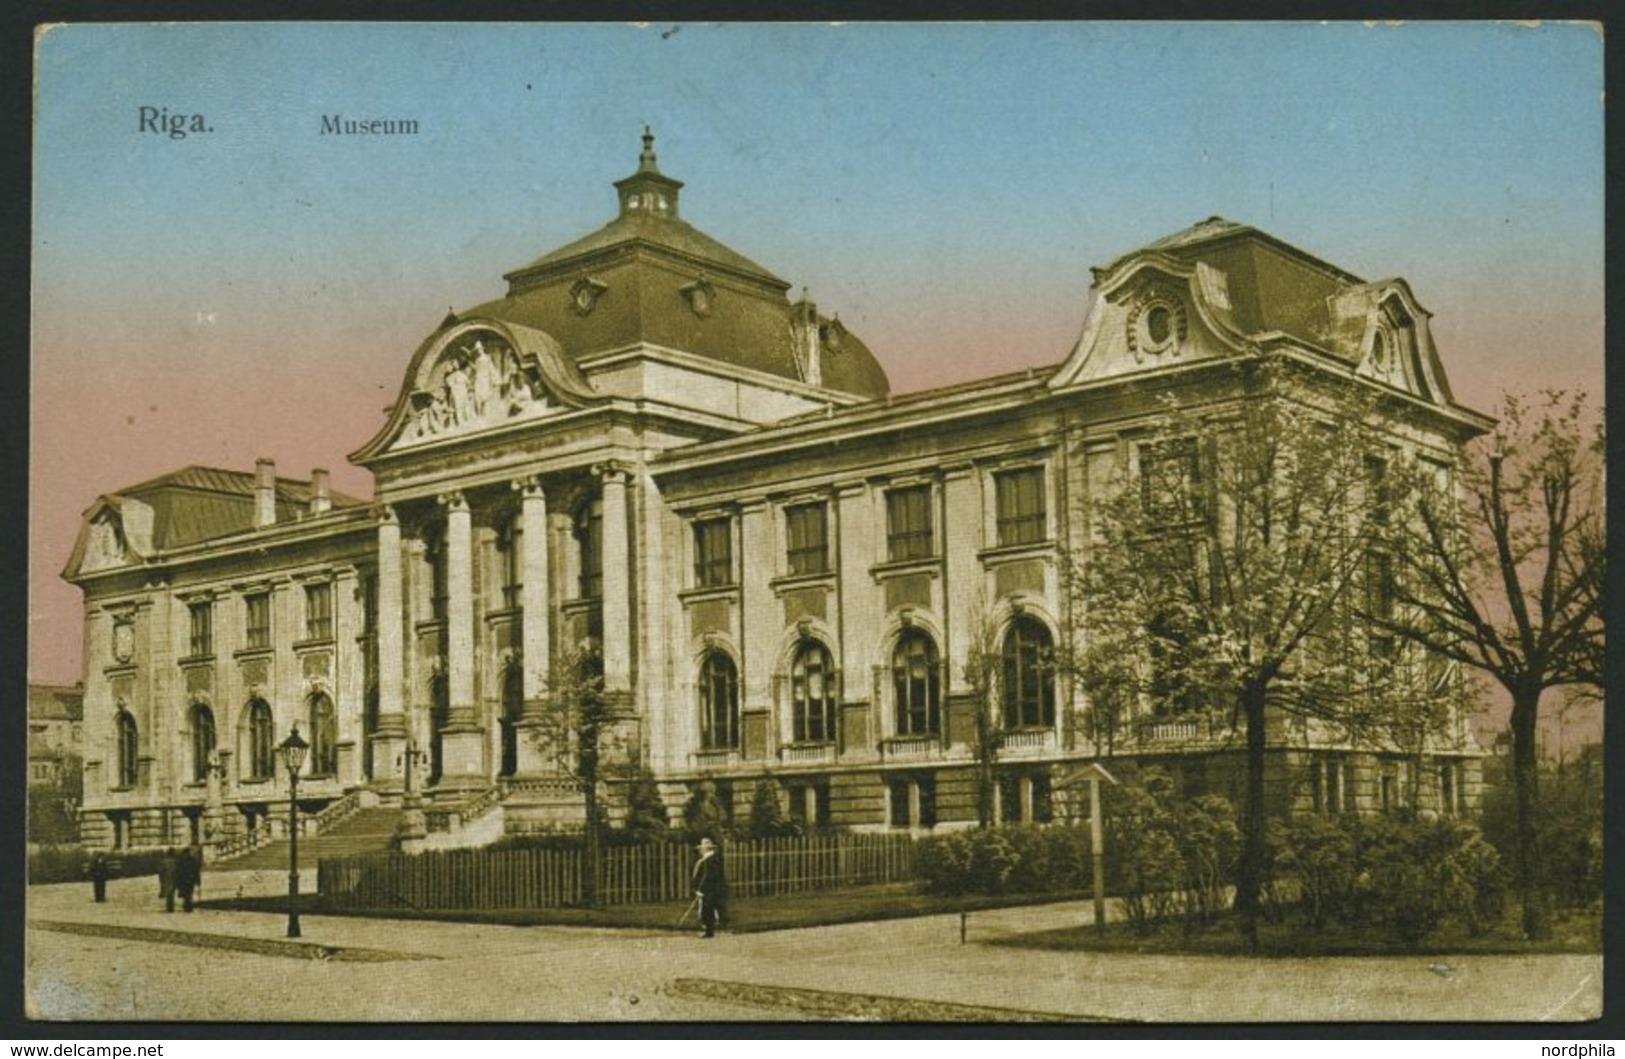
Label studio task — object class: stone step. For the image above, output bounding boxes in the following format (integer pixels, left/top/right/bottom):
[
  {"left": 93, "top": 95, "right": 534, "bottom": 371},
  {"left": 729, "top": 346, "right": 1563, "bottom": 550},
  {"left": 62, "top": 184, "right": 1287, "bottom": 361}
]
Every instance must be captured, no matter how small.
[{"left": 217, "top": 808, "right": 405, "bottom": 871}]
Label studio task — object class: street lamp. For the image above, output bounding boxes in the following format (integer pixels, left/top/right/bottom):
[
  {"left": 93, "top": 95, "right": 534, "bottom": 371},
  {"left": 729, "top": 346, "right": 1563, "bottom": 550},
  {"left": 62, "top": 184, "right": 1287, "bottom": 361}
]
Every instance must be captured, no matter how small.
[{"left": 278, "top": 724, "right": 309, "bottom": 938}]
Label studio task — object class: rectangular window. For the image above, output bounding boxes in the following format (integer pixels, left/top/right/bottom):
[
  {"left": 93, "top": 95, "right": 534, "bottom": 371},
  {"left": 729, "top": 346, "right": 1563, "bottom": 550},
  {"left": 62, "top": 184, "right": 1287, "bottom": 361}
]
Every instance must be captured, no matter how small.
[
  {"left": 188, "top": 601, "right": 213, "bottom": 657},
  {"left": 785, "top": 502, "right": 829, "bottom": 576},
  {"left": 1364, "top": 454, "right": 1391, "bottom": 525},
  {"left": 693, "top": 517, "right": 733, "bottom": 588},
  {"left": 304, "top": 582, "right": 333, "bottom": 641},
  {"left": 1140, "top": 438, "right": 1203, "bottom": 522},
  {"left": 995, "top": 467, "right": 1047, "bottom": 546},
  {"left": 1366, "top": 550, "right": 1396, "bottom": 667},
  {"left": 887, "top": 774, "right": 937, "bottom": 829},
  {"left": 886, "top": 485, "right": 934, "bottom": 561},
  {"left": 244, "top": 592, "right": 271, "bottom": 650},
  {"left": 787, "top": 783, "right": 830, "bottom": 829},
  {"left": 498, "top": 524, "right": 522, "bottom": 610}
]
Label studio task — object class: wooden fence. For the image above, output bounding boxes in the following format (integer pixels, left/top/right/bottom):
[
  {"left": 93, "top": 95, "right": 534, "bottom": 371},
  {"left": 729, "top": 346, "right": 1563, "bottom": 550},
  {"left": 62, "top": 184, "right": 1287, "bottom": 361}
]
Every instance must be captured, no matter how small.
[{"left": 318, "top": 832, "right": 918, "bottom": 911}]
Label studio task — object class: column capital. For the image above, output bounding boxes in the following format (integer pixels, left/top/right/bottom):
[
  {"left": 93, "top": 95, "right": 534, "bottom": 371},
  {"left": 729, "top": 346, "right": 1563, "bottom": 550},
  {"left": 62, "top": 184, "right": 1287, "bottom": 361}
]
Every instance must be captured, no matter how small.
[
  {"left": 376, "top": 503, "right": 399, "bottom": 526},
  {"left": 512, "top": 476, "right": 546, "bottom": 498},
  {"left": 591, "top": 460, "right": 635, "bottom": 484},
  {"left": 437, "top": 490, "right": 469, "bottom": 512}
]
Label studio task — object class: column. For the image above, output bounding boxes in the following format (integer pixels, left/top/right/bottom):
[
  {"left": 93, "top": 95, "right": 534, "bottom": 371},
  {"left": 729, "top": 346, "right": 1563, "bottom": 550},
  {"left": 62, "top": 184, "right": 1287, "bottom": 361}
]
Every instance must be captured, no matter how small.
[
  {"left": 514, "top": 478, "right": 553, "bottom": 776},
  {"left": 438, "top": 491, "right": 484, "bottom": 785},
  {"left": 370, "top": 507, "right": 409, "bottom": 788},
  {"left": 596, "top": 463, "right": 633, "bottom": 697},
  {"left": 517, "top": 479, "right": 551, "bottom": 706}
]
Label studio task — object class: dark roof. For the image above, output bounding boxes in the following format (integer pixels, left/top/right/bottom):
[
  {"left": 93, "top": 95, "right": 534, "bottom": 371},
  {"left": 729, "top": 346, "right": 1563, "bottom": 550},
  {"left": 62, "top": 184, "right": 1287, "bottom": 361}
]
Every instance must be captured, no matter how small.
[
  {"left": 114, "top": 465, "right": 367, "bottom": 551},
  {"left": 1107, "top": 216, "right": 1368, "bottom": 351},
  {"left": 510, "top": 211, "right": 785, "bottom": 289},
  {"left": 28, "top": 684, "right": 84, "bottom": 722},
  {"left": 462, "top": 135, "right": 889, "bottom": 400}
]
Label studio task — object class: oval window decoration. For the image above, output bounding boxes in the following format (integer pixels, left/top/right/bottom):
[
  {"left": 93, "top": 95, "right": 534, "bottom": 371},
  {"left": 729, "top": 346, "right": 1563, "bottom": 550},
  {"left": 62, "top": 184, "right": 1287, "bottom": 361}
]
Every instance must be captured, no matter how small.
[{"left": 1145, "top": 305, "right": 1174, "bottom": 347}]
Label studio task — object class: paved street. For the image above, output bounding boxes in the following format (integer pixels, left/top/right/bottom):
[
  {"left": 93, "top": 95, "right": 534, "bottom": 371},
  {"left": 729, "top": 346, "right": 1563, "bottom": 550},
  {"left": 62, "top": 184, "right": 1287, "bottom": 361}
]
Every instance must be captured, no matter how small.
[{"left": 24, "top": 872, "right": 1604, "bottom": 1023}]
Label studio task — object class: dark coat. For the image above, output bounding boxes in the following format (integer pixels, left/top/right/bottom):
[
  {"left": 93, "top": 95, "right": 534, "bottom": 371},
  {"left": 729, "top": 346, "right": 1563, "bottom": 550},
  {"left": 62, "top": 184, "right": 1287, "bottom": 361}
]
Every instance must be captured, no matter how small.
[{"left": 692, "top": 850, "right": 726, "bottom": 898}]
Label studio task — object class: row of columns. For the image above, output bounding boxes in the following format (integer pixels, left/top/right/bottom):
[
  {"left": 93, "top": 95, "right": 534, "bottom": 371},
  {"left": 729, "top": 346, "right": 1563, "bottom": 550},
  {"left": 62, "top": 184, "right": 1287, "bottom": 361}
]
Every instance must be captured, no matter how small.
[{"left": 370, "top": 463, "right": 634, "bottom": 792}]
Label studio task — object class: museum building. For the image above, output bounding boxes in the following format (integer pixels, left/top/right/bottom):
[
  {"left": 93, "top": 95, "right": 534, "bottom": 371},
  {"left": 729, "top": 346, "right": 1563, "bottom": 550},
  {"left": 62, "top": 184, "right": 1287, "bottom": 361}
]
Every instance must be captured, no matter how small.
[{"left": 64, "top": 132, "right": 1492, "bottom": 853}]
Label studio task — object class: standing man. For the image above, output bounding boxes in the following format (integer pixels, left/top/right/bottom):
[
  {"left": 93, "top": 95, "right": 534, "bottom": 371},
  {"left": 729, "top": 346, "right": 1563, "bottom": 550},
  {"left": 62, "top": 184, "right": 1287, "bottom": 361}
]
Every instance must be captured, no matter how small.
[
  {"left": 88, "top": 851, "right": 109, "bottom": 903},
  {"left": 158, "top": 848, "right": 177, "bottom": 913},
  {"left": 691, "top": 837, "right": 727, "bottom": 939},
  {"left": 175, "top": 845, "right": 199, "bottom": 912}
]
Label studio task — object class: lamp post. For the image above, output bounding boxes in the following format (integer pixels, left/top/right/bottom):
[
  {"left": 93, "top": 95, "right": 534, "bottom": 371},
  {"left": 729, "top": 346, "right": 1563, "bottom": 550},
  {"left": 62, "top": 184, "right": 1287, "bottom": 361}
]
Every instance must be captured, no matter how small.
[{"left": 278, "top": 724, "right": 309, "bottom": 938}]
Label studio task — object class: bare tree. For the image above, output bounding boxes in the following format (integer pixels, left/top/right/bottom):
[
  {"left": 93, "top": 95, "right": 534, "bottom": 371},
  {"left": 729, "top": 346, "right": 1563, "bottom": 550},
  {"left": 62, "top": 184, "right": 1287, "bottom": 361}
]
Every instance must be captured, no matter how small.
[
  {"left": 1070, "top": 357, "right": 1422, "bottom": 950},
  {"left": 530, "top": 644, "right": 609, "bottom": 906},
  {"left": 1376, "top": 390, "right": 1604, "bottom": 939}
]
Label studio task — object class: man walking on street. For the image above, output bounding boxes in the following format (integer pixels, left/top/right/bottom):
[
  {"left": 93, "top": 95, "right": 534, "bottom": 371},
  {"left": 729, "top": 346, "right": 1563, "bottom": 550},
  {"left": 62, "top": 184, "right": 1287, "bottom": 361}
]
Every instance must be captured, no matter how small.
[
  {"left": 158, "top": 848, "right": 177, "bottom": 913},
  {"left": 88, "top": 851, "right": 109, "bottom": 903},
  {"left": 691, "top": 837, "right": 726, "bottom": 939}
]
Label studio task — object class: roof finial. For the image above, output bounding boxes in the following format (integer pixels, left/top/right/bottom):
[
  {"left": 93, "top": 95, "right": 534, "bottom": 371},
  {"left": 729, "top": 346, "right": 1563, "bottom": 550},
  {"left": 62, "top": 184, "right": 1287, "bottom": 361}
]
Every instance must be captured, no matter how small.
[{"left": 639, "top": 125, "right": 658, "bottom": 172}]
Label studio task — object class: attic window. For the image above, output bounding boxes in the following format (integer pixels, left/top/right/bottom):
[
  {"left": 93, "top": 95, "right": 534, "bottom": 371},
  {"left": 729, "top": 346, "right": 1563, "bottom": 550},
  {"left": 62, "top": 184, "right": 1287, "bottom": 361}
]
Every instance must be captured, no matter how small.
[
  {"left": 1371, "top": 329, "right": 1390, "bottom": 371},
  {"left": 1145, "top": 305, "right": 1173, "bottom": 346}
]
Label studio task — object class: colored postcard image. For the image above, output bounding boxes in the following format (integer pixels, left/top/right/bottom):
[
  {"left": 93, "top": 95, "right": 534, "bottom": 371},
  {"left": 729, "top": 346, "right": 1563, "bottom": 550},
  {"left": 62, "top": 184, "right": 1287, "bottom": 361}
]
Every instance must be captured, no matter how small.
[{"left": 28, "top": 22, "right": 1604, "bottom": 1024}]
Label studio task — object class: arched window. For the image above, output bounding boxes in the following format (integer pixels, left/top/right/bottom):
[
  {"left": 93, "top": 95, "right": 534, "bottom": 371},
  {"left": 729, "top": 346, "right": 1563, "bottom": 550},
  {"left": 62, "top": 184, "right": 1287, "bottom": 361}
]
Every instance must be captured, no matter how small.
[
  {"left": 190, "top": 703, "right": 216, "bottom": 783},
  {"left": 499, "top": 665, "right": 523, "bottom": 777},
  {"left": 246, "top": 698, "right": 275, "bottom": 780},
  {"left": 309, "top": 693, "right": 338, "bottom": 776},
  {"left": 1001, "top": 616, "right": 1056, "bottom": 729},
  {"left": 115, "top": 710, "right": 139, "bottom": 788},
  {"left": 698, "top": 651, "right": 739, "bottom": 751},
  {"left": 892, "top": 630, "right": 941, "bottom": 736},
  {"left": 791, "top": 641, "right": 836, "bottom": 743}
]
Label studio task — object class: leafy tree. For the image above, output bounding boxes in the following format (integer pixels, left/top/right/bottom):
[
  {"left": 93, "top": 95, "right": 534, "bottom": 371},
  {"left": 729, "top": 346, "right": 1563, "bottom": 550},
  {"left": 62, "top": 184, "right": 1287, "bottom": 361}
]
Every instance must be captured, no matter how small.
[
  {"left": 529, "top": 645, "right": 609, "bottom": 905},
  {"left": 680, "top": 779, "right": 728, "bottom": 842},
  {"left": 1376, "top": 390, "right": 1604, "bottom": 938},
  {"left": 621, "top": 767, "right": 671, "bottom": 844},
  {"left": 1071, "top": 357, "right": 1428, "bottom": 950},
  {"left": 743, "top": 775, "right": 799, "bottom": 839},
  {"left": 962, "top": 604, "right": 1006, "bottom": 829}
]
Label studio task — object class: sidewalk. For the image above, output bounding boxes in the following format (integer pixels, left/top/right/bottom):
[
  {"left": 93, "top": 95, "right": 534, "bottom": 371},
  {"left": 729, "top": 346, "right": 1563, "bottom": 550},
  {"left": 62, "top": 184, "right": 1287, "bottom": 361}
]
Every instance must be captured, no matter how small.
[{"left": 26, "top": 873, "right": 1604, "bottom": 1023}]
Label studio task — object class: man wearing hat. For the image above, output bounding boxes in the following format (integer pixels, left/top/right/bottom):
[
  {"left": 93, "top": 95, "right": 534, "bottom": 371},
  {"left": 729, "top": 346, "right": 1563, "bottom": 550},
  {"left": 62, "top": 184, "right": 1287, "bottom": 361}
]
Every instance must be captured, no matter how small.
[{"left": 691, "top": 837, "right": 727, "bottom": 938}]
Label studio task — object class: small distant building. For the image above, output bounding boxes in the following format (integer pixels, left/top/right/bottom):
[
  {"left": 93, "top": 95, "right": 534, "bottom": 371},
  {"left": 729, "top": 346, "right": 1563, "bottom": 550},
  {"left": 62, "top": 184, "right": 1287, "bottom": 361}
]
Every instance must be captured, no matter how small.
[{"left": 27, "top": 682, "right": 84, "bottom": 788}]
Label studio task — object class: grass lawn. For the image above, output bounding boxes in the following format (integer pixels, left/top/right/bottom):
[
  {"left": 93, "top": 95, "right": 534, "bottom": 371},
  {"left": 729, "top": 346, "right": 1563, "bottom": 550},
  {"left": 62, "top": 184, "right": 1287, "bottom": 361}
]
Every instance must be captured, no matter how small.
[
  {"left": 202, "top": 883, "right": 1086, "bottom": 933},
  {"left": 985, "top": 905, "right": 1603, "bottom": 957}
]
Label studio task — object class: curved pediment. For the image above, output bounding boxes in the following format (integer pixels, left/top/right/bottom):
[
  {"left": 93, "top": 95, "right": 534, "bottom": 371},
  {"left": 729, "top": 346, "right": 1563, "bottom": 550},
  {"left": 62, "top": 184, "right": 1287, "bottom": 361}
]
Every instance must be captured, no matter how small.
[
  {"left": 353, "top": 317, "right": 605, "bottom": 462},
  {"left": 1329, "top": 279, "right": 1452, "bottom": 405},
  {"left": 64, "top": 497, "right": 154, "bottom": 579},
  {"left": 1049, "top": 254, "right": 1251, "bottom": 390}
]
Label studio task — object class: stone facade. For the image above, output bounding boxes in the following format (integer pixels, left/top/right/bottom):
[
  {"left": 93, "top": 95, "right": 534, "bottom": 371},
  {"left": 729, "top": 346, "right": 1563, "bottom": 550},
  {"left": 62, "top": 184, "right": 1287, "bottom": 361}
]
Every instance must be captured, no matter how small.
[{"left": 64, "top": 137, "right": 1491, "bottom": 851}]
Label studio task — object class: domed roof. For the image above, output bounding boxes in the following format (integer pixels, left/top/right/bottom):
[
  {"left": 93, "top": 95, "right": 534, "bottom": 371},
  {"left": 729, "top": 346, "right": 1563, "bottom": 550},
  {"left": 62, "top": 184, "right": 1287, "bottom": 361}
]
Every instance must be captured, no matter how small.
[{"left": 460, "top": 130, "right": 889, "bottom": 400}]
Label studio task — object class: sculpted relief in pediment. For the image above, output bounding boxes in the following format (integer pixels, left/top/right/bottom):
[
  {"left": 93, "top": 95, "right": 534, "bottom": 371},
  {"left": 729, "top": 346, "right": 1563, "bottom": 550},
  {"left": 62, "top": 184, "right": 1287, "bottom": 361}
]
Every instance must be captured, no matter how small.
[{"left": 400, "top": 331, "right": 555, "bottom": 447}]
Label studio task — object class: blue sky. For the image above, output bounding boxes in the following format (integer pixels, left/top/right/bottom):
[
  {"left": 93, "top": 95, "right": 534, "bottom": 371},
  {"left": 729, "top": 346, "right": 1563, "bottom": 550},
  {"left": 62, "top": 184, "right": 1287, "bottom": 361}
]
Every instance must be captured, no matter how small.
[{"left": 31, "top": 21, "right": 1604, "bottom": 685}]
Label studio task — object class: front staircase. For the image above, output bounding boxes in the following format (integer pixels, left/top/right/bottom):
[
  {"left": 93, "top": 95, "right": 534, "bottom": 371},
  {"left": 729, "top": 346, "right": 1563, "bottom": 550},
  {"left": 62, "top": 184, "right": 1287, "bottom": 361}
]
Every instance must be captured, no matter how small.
[{"left": 217, "top": 808, "right": 404, "bottom": 871}]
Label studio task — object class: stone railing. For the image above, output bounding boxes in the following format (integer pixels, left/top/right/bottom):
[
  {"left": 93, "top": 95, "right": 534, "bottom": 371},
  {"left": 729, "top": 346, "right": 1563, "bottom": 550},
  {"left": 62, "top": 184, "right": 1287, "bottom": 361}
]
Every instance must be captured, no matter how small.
[
  {"left": 212, "top": 819, "right": 274, "bottom": 861},
  {"left": 1000, "top": 728, "right": 1054, "bottom": 753},
  {"left": 306, "top": 790, "right": 362, "bottom": 834},
  {"left": 690, "top": 748, "right": 739, "bottom": 771},
  {"left": 459, "top": 785, "right": 505, "bottom": 823},
  {"left": 779, "top": 742, "right": 836, "bottom": 766},
  {"left": 880, "top": 735, "right": 937, "bottom": 762},
  {"left": 1134, "top": 716, "right": 1224, "bottom": 745},
  {"left": 501, "top": 776, "right": 583, "bottom": 800}
]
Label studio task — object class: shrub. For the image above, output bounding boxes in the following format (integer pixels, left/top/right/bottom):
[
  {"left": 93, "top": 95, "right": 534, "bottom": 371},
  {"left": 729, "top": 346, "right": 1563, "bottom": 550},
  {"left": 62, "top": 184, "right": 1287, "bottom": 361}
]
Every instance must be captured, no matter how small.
[
  {"left": 915, "top": 825, "right": 1088, "bottom": 897},
  {"left": 621, "top": 770, "right": 671, "bottom": 844},
  {"left": 742, "top": 776, "right": 800, "bottom": 840},
  {"left": 28, "top": 845, "right": 171, "bottom": 885},
  {"left": 680, "top": 780, "right": 728, "bottom": 843},
  {"left": 1270, "top": 812, "right": 1504, "bottom": 945}
]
